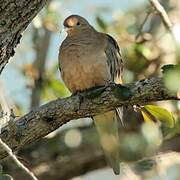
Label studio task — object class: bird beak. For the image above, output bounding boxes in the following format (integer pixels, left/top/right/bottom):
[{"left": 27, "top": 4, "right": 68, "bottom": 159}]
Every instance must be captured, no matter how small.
[
  {"left": 63, "top": 26, "right": 73, "bottom": 34},
  {"left": 60, "top": 27, "right": 67, "bottom": 34},
  {"left": 64, "top": 27, "right": 69, "bottom": 32},
  {"left": 60, "top": 28, "right": 68, "bottom": 38}
]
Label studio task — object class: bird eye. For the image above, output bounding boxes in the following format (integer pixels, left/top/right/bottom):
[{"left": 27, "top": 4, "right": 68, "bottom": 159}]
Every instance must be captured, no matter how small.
[{"left": 76, "top": 22, "right": 81, "bottom": 26}]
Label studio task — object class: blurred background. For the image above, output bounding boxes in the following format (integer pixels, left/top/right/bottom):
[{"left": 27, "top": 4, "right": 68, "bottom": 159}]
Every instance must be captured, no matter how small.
[{"left": 0, "top": 0, "right": 180, "bottom": 179}]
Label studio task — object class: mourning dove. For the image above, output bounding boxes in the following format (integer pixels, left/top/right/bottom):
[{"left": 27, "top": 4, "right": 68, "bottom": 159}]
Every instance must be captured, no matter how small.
[{"left": 59, "top": 15, "right": 123, "bottom": 175}]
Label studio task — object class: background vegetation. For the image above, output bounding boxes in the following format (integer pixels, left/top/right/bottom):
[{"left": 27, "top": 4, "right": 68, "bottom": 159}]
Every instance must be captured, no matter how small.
[{"left": 0, "top": 0, "right": 179, "bottom": 179}]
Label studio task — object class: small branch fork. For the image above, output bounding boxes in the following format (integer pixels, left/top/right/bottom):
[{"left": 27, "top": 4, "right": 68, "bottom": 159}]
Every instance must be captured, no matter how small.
[{"left": 0, "top": 82, "right": 38, "bottom": 180}]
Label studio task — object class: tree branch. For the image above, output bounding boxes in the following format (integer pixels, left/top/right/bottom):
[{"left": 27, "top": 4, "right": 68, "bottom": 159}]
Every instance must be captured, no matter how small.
[
  {"left": 0, "top": 81, "right": 38, "bottom": 180},
  {"left": 2, "top": 125, "right": 180, "bottom": 179},
  {"left": 0, "top": 0, "right": 48, "bottom": 74},
  {"left": 0, "top": 77, "right": 179, "bottom": 159},
  {"left": 149, "top": 0, "right": 173, "bottom": 32}
]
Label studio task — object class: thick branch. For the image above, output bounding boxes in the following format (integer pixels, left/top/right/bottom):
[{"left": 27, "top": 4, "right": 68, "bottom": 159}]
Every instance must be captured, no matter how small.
[
  {"left": 0, "top": 0, "right": 48, "bottom": 74},
  {"left": 0, "top": 77, "right": 179, "bottom": 159}
]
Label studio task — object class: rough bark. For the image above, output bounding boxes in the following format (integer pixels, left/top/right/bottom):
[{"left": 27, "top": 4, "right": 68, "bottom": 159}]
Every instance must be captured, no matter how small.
[
  {"left": 0, "top": 77, "right": 179, "bottom": 159},
  {"left": 0, "top": 0, "right": 48, "bottom": 74}
]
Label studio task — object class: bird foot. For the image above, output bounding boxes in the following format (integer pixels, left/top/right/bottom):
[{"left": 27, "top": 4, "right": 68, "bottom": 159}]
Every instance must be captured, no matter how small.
[
  {"left": 84, "top": 85, "right": 106, "bottom": 99},
  {"left": 111, "top": 84, "right": 132, "bottom": 100}
]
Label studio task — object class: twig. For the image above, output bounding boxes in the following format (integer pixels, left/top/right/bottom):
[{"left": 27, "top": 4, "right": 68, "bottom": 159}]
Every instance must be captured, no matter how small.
[
  {"left": 0, "top": 82, "right": 38, "bottom": 180},
  {"left": 0, "top": 139, "right": 38, "bottom": 180},
  {"left": 0, "top": 81, "right": 11, "bottom": 130},
  {"left": 135, "top": 10, "right": 152, "bottom": 41},
  {"left": 149, "top": 0, "right": 180, "bottom": 62},
  {"left": 149, "top": 0, "right": 173, "bottom": 32}
]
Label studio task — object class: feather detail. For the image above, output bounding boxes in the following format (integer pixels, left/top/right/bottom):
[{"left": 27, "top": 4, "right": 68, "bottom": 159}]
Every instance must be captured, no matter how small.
[{"left": 93, "top": 111, "right": 120, "bottom": 174}]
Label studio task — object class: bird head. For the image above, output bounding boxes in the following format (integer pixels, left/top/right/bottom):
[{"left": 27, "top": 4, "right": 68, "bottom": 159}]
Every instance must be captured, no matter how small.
[{"left": 63, "top": 15, "right": 92, "bottom": 36}]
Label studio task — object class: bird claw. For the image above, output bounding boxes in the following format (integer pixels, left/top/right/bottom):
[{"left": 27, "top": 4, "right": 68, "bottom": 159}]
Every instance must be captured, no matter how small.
[
  {"left": 84, "top": 85, "right": 106, "bottom": 99},
  {"left": 112, "top": 84, "right": 132, "bottom": 100}
]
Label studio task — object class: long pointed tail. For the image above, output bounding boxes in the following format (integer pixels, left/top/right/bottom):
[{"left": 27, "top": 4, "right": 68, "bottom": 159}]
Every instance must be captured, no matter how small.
[{"left": 93, "top": 111, "right": 120, "bottom": 175}]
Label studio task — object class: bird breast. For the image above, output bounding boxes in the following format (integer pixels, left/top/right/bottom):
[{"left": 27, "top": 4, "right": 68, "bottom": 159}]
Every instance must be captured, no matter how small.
[{"left": 59, "top": 42, "right": 111, "bottom": 93}]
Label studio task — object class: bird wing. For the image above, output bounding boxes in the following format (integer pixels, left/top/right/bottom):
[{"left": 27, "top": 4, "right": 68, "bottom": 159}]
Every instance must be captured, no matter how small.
[
  {"left": 93, "top": 111, "right": 120, "bottom": 174},
  {"left": 105, "top": 34, "right": 123, "bottom": 84},
  {"left": 93, "top": 34, "right": 124, "bottom": 175},
  {"left": 105, "top": 34, "right": 124, "bottom": 124}
]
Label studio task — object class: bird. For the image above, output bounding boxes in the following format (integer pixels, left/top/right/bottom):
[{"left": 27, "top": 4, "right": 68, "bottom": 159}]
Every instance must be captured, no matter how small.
[{"left": 58, "top": 15, "right": 123, "bottom": 175}]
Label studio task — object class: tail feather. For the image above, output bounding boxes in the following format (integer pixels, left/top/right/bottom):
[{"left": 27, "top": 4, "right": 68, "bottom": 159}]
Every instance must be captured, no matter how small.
[
  {"left": 116, "top": 107, "right": 124, "bottom": 126},
  {"left": 93, "top": 111, "right": 120, "bottom": 174}
]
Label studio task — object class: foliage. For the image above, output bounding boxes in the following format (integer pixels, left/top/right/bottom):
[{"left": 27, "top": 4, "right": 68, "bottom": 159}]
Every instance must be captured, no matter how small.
[
  {"left": 141, "top": 105, "right": 175, "bottom": 128},
  {"left": 1, "top": 0, "right": 180, "bottom": 179}
]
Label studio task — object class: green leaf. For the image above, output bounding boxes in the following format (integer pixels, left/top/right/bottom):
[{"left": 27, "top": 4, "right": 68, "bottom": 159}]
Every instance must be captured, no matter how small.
[
  {"left": 50, "top": 79, "right": 70, "bottom": 97},
  {"left": 141, "top": 110, "right": 155, "bottom": 124},
  {"left": 143, "top": 105, "right": 175, "bottom": 128},
  {"left": 161, "top": 64, "right": 177, "bottom": 74},
  {"left": 163, "top": 68, "right": 180, "bottom": 92},
  {"left": 135, "top": 44, "right": 151, "bottom": 59},
  {"left": 162, "top": 64, "right": 180, "bottom": 92},
  {"left": 161, "top": 118, "right": 180, "bottom": 140}
]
